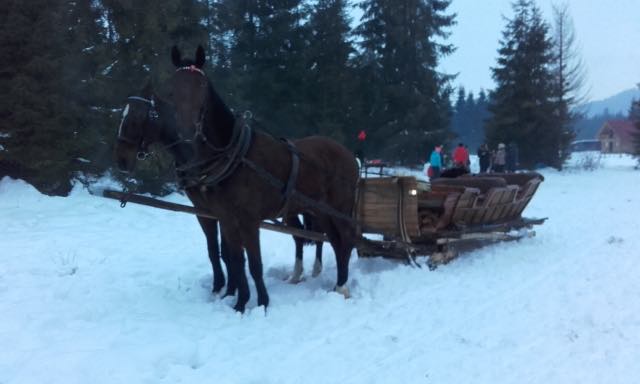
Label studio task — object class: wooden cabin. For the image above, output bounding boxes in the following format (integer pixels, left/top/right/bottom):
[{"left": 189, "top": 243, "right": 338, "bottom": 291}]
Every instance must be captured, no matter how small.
[{"left": 597, "top": 119, "right": 636, "bottom": 154}]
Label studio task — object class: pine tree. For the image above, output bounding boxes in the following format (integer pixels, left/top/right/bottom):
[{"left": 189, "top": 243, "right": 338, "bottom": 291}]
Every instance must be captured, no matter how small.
[
  {"left": 473, "top": 89, "right": 490, "bottom": 149},
  {"left": 98, "top": 0, "right": 208, "bottom": 100},
  {"left": 485, "top": 0, "right": 560, "bottom": 169},
  {"left": 450, "top": 88, "right": 489, "bottom": 151},
  {"left": 0, "top": 0, "right": 103, "bottom": 194},
  {"left": 354, "top": 0, "right": 456, "bottom": 164},
  {"left": 451, "top": 87, "right": 474, "bottom": 146},
  {"left": 303, "top": 0, "right": 355, "bottom": 142},
  {"left": 220, "top": 0, "right": 311, "bottom": 138},
  {"left": 60, "top": 0, "right": 113, "bottom": 179},
  {"left": 630, "top": 94, "right": 640, "bottom": 158},
  {"left": 550, "top": 2, "right": 586, "bottom": 166}
]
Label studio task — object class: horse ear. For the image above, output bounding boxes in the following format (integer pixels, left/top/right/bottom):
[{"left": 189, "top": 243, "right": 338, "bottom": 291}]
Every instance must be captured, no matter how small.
[
  {"left": 195, "top": 45, "right": 206, "bottom": 68},
  {"left": 171, "top": 46, "right": 181, "bottom": 67}
]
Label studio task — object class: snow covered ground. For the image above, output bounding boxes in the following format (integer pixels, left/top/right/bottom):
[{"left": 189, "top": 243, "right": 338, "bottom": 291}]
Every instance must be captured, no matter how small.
[{"left": 2, "top": 153, "right": 640, "bottom": 384}]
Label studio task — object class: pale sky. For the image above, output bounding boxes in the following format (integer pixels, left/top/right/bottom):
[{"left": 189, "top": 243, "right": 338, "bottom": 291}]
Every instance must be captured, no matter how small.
[{"left": 438, "top": 0, "right": 640, "bottom": 101}]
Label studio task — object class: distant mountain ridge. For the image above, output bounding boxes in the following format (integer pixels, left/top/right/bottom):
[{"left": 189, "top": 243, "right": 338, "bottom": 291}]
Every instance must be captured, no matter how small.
[{"left": 580, "top": 88, "right": 640, "bottom": 117}]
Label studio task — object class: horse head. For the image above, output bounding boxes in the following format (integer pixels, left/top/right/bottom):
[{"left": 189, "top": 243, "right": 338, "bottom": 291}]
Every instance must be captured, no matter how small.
[
  {"left": 170, "top": 45, "right": 235, "bottom": 149},
  {"left": 114, "top": 82, "right": 160, "bottom": 173}
]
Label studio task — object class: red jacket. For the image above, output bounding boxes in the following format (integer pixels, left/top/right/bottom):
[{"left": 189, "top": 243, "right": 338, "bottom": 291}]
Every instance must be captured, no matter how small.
[{"left": 452, "top": 146, "right": 469, "bottom": 166}]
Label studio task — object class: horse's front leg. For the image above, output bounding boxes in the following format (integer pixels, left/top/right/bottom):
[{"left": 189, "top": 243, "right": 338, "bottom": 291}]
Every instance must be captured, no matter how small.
[
  {"left": 243, "top": 223, "right": 269, "bottom": 309},
  {"left": 221, "top": 224, "right": 250, "bottom": 312},
  {"left": 219, "top": 235, "right": 237, "bottom": 297},
  {"left": 196, "top": 217, "right": 225, "bottom": 294}
]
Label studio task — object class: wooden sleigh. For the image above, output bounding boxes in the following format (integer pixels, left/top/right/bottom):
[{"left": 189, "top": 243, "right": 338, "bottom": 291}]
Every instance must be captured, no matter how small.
[{"left": 354, "top": 172, "right": 546, "bottom": 267}]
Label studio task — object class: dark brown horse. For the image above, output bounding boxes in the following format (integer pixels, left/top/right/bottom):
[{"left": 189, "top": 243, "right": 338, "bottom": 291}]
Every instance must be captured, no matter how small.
[
  {"left": 114, "top": 83, "right": 234, "bottom": 296},
  {"left": 170, "top": 45, "right": 359, "bottom": 312},
  {"left": 113, "top": 83, "right": 323, "bottom": 295}
]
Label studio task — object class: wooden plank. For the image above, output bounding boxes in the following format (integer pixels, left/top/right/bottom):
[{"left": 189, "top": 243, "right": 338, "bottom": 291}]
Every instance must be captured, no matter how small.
[
  {"left": 357, "top": 176, "right": 423, "bottom": 239},
  {"left": 473, "top": 188, "right": 506, "bottom": 224},
  {"left": 451, "top": 188, "right": 479, "bottom": 224},
  {"left": 492, "top": 186, "right": 519, "bottom": 221}
]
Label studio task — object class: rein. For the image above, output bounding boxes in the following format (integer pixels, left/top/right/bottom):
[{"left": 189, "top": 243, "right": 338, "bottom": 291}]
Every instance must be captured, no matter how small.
[{"left": 175, "top": 116, "right": 253, "bottom": 187}]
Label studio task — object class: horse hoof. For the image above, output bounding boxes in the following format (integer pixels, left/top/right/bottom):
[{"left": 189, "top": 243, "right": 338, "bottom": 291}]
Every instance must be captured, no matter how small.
[
  {"left": 212, "top": 283, "right": 225, "bottom": 295},
  {"left": 233, "top": 303, "right": 246, "bottom": 313},
  {"left": 222, "top": 289, "right": 236, "bottom": 299},
  {"left": 429, "top": 252, "right": 445, "bottom": 267},
  {"left": 334, "top": 285, "right": 351, "bottom": 299},
  {"left": 288, "top": 259, "right": 304, "bottom": 283},
  {"left": 311, "top": 260, "right": 322, "bottom": 277},
  {"left": 288, "top": 275, "right": 304, "bottom": 284}
]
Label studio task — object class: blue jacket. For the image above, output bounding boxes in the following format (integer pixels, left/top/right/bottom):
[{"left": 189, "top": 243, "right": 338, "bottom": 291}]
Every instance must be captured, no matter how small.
[{"left": 430, "top": 150, "right": 442, "bottom": 168}]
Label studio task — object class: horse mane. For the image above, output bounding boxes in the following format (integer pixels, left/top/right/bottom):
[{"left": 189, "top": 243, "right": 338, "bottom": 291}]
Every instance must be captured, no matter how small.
[{"left": 205, "top": 80, "right": 235, "bottom": 143}]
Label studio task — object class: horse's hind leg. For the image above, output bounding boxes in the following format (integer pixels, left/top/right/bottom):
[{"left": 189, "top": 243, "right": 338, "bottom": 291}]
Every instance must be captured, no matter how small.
[
  {"left": 312, "top": 241, "right": 323, "bottom": 277},
  {"left": 328, "top": 218, "right": 356, "bottom": 298},
  {"left": 287, "top": 214, "right": 305, "bottom": 283},
  {"left": 304, "top": 213, "right": 323, "bottom": 277},
  {"left": 291, "top": 237, "right": 305, "bottom": 283},
  {"left": 196, "top": 217, "right": 225, "bottom": 294}
]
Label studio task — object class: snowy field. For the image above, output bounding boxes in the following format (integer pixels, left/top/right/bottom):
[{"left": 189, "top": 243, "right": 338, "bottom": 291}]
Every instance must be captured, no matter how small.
[{"left": 2, "top": 153, "right": 640, "bottom": 384}]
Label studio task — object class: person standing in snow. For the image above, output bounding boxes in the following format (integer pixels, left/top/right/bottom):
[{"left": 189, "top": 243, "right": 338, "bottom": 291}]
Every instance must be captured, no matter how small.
[
  {"left": 492, "top": 143, "right": 507, "bottom": 173},
  {"left": 477, "top": 143, "right": 491, "bottom": 173},
  {"left": 429, "top": 145, "right": 443, "bottom": 179},
  {"left": 452, "top": 142, "right": 470, "bottom": 171}
]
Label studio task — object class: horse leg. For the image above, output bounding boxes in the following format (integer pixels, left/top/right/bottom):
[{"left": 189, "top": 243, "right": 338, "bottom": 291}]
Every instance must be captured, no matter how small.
[
  {"left": 303, "top": 213, "right": 323, "bottom": 277},
  {"left": 243, "top": 224, "right": 269, "bottom": 309},
  {"left": 195, "top": 217, "right": 225, "bottom": 294},
  {"left": 220, "top": 234, "right": 237, "bottom": 297},
  {"left": 291, "top": 237, "right": 305, "bottom": 283},
  {"left": 328, "top": 218, "right": 356, "bottom": 298},
  {"left": 287, "top": 214, "right": 305, "bottom": 283},
  {"left": 311, "top": 241, "right": 323, "bottom": 277},
  {"left": 221, "top": 224, "right": 250, "bottom": 312}
]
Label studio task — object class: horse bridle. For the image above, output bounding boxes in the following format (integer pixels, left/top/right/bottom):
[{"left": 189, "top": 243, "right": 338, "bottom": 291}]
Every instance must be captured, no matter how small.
[
  {"left": 174, "top": 66, "right": 254, "bottom": 151},
  {"left": 117, "top": 96, "right": 159, "bottom": 160},
  {"left": 175, "top": 65, "right": 212, "bottom": 144}
]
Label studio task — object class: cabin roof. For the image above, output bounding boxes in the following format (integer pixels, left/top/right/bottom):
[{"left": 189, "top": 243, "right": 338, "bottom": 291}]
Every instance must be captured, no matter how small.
[{"left": 598, "top": 119, "right": 636, "bottom": 142}]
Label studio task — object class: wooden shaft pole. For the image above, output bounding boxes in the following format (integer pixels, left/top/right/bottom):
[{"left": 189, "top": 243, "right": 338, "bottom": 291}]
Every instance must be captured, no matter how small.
[{"left": 101, "top": 189, "right": 329, "bottom": 243}]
